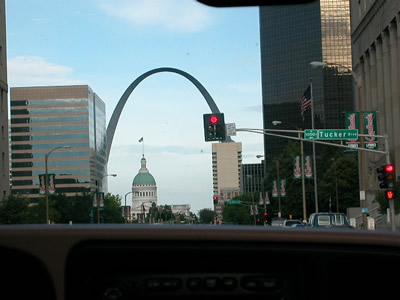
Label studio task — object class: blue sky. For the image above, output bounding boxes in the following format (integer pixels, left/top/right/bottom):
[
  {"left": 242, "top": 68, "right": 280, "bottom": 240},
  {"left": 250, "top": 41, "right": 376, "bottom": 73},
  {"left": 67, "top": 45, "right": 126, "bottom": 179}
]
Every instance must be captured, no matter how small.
[{"left": 6, "top": 0, "right": 264, "bottom": 213}]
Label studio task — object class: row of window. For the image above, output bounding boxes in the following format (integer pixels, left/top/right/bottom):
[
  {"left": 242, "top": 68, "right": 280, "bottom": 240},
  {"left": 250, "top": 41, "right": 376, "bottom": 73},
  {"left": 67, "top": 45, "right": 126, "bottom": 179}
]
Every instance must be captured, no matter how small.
[
  {"left": 10, "top": 98, "right": 89, "bottom": 107},
  {"left": 134, "top": 191, "right": 156, "bottom": 197}
]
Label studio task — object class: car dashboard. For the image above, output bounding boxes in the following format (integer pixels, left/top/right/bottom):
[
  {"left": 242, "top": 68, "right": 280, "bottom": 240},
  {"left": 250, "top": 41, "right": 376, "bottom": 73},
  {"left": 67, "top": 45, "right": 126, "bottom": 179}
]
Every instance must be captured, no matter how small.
[{"left": 0, "top": 225, "right": 399, "bottom": 300}]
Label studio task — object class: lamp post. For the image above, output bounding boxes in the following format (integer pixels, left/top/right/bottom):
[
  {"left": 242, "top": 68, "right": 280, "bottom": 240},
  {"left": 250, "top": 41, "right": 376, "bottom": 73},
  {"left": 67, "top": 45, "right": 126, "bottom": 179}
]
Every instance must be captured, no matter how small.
[
  {"left": 246, "top": 175, "right": 256, "bottom": 225},
  {"left": 124, "top": 191, "right": 133, "bottom": 223},
  {"left": 310, "top": 61, "right": 367, "bottom": 228},
  {"left": 96, "top": 174, "right": 117, "bottom": 224},
  {"left": 332, "top": 157, "right": 339, "bottom": 212},
  {"left": 272, "top": 121, "right": 307, "bottom": 222},
  {"left": 45, "top": 145, "right": 70, "bottom": 224},
  {"left": 256, "top": 154, "right": 268, "bottom": 226}
]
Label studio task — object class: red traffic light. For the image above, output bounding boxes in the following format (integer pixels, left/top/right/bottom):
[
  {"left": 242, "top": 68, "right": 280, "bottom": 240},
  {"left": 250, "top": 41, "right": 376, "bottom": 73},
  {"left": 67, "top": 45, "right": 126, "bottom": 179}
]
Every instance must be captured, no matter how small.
[
  {"left": 385, "top": 164, "right": 394, "bottom": 173},
  {"left": 209, "top": 115, "right": 219, "bottom": 124},
  {"left": 213, "top": 196, "right": 218, "bottom": 200},
  {"left": 386, "top": 190, "right": 395, "bottom": 200},
  {"left": 263, "top": 212, "right": 268, "bottom": 216}
]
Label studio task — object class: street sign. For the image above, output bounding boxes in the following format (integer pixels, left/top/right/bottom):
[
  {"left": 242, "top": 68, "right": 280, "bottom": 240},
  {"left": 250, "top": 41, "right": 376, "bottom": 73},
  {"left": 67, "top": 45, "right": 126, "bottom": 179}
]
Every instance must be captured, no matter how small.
[
  {"left": 226, "top": 123, "right": 236, "bottom": 136},
  {"left": 227, "top": 200, "right": 240, "bottom": 204},
  {"left": 304, "top": 129, "right": 318, "bottom": 139},
  {"left": 304, "top": 129, "right": 358, "bottom": 140}
]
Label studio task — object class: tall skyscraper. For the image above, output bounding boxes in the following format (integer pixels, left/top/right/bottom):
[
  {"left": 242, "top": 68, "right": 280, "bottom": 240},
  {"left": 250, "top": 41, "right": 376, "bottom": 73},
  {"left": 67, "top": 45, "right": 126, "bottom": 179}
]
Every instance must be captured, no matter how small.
[
  {"left": 10, "top": 85, "right": 107, "bottom": 202},
  {"left": 212, "top": 142, "right": 242, "bottom": 219},
  {"left": 0, "top": 0, "right": 9, "bottom": 200},
  {"left": 259, "top": 0, "right": 354, "bottom": 163}
]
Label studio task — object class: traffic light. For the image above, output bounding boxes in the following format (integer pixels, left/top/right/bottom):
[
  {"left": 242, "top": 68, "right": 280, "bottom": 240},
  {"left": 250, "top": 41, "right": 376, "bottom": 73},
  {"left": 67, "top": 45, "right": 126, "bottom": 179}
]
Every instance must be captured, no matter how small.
[
  {"left": 213, "top": 196, "right": 218, "bottom": 205},
  {"left": 385, "top": 189, "right": 395, "bottom": 200},
  {"left": 203, "top": 113, "right": 226, "bottom": 142},
  {"left": 263, "top": 212, "right": 268, "bottom": 224},
  {"left": 377, "top": 164, "right": 396, "bottom": 189}
]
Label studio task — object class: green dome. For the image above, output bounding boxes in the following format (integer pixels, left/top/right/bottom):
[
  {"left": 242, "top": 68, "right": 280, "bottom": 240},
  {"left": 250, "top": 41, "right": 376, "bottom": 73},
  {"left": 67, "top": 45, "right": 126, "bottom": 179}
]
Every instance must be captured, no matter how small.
[
  {"left": 132, "top": 172, "right": 156, "bottom": 185},
  {"left": 132, "top": 155, "right": 156, "bottom": 186}
]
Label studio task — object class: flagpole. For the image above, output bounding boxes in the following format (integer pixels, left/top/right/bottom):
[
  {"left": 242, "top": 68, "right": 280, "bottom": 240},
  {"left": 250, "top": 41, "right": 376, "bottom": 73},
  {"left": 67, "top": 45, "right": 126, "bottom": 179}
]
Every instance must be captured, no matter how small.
[{"left": 310, "top": 78, "right": 319, "bottom": 213}]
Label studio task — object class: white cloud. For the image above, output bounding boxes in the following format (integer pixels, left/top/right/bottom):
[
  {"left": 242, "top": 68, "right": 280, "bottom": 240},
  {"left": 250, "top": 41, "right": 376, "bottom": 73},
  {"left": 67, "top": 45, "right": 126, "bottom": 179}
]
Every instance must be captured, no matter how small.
[
  {"left": 99, "top": 0, "right": 213, "bottom": 33},
  {"left": 7, "top": 56, "right": 84, "bottom": 87}
]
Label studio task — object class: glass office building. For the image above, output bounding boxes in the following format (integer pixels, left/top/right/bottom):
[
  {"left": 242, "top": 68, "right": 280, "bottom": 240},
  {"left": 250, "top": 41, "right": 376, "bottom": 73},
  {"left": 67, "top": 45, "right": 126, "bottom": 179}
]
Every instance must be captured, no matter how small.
[
  {"left": 10, "top": 85, "right": 107, "bottom": 202},
  {"left": 260, "top": 0, "right": 354, "bottom": 163}
]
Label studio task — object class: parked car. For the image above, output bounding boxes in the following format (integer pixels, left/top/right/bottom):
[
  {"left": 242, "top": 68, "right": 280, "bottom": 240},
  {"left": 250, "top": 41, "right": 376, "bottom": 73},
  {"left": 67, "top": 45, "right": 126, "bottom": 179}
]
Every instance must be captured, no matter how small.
[
  {"left": 282, "top": 219, "right": 303, "bottom": 227},
  {"left": 308, "top": 213, "right": 353, "bottom": 229},
  {"left": 271, "top": 218, "right": 286, "bottom": 227}
]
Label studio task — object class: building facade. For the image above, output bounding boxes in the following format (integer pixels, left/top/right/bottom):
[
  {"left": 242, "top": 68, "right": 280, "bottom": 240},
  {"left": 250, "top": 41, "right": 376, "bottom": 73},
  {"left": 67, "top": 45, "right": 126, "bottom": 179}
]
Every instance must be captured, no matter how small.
[
  {"left": 10, "top": 85, "right": 107, "bottom": 201},
  {"left": 350, "top": 0, "right": 400, "bottom": 216},
  {"left": 131, "top": 155, "right": 157, "bottom": 222},
  {"left": 240, "top": 162, "right": 265, "bottom": 195},
  {"left": 0, "top": 0, "right": 9, "bottom": 200},
  {"left": 212, "top": 142, "right": 242, "bottom": 219},
  {"left": 259, "top": 0, "right": 354, "bottom": 164}
]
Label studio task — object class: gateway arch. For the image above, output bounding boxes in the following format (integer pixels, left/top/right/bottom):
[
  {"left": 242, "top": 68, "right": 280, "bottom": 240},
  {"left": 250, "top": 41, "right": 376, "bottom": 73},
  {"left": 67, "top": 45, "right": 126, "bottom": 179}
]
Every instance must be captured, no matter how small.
[{"left": 106, "top": 67, "right": 224, "bottom": 161}]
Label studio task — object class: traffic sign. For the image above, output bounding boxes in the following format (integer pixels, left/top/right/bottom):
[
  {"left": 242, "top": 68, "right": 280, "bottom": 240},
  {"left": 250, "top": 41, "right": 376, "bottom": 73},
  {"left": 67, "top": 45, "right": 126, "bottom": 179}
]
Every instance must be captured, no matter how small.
[
  {"left": 227, "top": 200, "right": 240, "bottom": 204},
  {"left": 304, "top": 129, "right": 318, "bottom": 139},
  {"left": 304, "top": 129, "right": 358, "bottom": 140}
]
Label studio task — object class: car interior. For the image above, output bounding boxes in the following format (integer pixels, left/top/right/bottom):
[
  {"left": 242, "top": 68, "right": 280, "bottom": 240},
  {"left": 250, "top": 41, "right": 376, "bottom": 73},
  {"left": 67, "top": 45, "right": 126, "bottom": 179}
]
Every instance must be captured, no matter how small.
[{"left": 1, "top": 1, "right": 400, "bottom": 300}]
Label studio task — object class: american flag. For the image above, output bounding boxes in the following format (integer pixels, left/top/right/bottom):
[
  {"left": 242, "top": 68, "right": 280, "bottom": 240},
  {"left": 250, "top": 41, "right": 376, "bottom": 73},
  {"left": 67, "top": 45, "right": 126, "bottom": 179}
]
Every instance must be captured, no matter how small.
[{"left": 301, "top": 85, "right": 312, "bottom": 121}]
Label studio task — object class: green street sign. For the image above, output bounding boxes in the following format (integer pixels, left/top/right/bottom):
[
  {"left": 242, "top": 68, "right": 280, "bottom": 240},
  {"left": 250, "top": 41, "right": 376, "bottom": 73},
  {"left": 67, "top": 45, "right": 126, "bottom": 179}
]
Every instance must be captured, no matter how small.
[
  {"left": 304, "top": 129, "right": 358, "bottom": 140},
  {"left": 318, "top": 129, "right": 358, "bottom": 140},
  {"left": 227, "top": 200, "right": 240, "bottom": 204},
  {"left": 304, "top": 129, "right": 318, "bottom": 139}
]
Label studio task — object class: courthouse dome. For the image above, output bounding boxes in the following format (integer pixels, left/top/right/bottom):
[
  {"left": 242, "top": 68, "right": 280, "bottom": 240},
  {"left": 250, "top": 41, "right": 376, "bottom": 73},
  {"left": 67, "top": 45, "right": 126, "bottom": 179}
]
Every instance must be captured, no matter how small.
[{"left": 132, "top": 156, "right": 156, "bottom": 186}]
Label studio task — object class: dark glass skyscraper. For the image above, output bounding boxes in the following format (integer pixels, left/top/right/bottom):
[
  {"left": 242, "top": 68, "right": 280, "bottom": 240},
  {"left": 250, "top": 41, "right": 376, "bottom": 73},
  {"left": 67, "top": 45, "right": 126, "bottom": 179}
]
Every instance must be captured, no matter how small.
[{"left": 260, "top": 0, "right": 354, "bottom": 163}]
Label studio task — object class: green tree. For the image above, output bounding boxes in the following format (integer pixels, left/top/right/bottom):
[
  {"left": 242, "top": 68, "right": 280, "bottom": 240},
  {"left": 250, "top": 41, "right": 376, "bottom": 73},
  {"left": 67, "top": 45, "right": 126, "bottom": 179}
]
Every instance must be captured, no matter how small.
[
  {"left": 223, "top": 202, "right": 253, "bottom": 225},
  {"left": 198, "top": 208, "right": 215, "bottom": 224},
  {"left": 318, "top": 155, "right": 359, "bottom": 213},
  {"left": 102, "top": 193, "right": 125, "bottom": 224},
  {"left": 0, "top": 195, "right": 30, "bottom": 224}
]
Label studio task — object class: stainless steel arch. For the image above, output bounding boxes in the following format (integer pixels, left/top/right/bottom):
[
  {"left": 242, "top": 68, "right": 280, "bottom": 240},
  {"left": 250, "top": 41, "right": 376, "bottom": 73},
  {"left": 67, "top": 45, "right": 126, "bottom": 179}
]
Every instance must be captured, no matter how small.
[{"left": 106, "top": 67, "right": 222, "bottom": 161}]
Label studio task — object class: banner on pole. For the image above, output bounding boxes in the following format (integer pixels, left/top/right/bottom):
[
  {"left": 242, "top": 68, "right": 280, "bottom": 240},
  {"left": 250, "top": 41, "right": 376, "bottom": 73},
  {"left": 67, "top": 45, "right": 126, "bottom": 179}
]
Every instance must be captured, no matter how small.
[
  {"left": 93, "top": 193, "right": 98, "bottom": 207},
  {"left": 304, "top": 155, "right": 313, "bottom": 179},
  {"left": 265, "top": 191, "right": 270, "bottom": 205},
  {"left": 259, "top": 192, "right": 264, "bottom": 205},
  {"left": 345, "top": 112, "right": 360, "bottom": 150},
  {"left": 363, "top": 111, "right": 378, "bottom": 150},
  {"left": 293, "top": 156, "right": 301, "bottom": 179},
  {"left": 280, "top": 179, "right": 286, "bottom": 197},
  {"left": 38, "top": 174, "right": 56, "bottom": 194},
  {"left": 272, "top": 180, "right": 278, "bottom": 198}
]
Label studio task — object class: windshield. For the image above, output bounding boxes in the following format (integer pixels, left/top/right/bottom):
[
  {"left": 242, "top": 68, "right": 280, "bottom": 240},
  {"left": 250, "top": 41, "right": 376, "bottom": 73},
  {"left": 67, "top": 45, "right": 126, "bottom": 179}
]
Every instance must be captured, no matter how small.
[{"left": 0, "top": 0, "right": 398, "bottom": 231}]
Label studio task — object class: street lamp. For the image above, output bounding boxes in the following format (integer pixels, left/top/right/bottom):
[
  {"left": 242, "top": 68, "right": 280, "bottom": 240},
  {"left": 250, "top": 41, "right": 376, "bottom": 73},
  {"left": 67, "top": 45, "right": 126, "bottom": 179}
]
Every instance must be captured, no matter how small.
[
  {"left": 272, "top": 121, "right": 307, "bottom": 221},
  {"left": 45, "top": 145, "right": 70, "bottom": 224},
  {"left": 95, "top": 173, "right": 117, "bottom": 224},
  {"left": 256, "top": 155, "right": 267, "bottom": 226},
  {"left": 310, "top": 61, "right": 367, "bottom": 229},
  {"left": 124, "top": 191, "right": 133, "bottom": 223}
]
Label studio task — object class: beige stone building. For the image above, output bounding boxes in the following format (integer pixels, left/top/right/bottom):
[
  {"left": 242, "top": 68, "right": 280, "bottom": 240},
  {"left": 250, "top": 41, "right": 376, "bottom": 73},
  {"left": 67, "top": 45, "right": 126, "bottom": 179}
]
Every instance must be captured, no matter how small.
[
  {"left": 212, "top": 142, "right": 242, "bottom": 219},
  {"left": 351, "top": 0, "right": 400, "bottom": 216}
]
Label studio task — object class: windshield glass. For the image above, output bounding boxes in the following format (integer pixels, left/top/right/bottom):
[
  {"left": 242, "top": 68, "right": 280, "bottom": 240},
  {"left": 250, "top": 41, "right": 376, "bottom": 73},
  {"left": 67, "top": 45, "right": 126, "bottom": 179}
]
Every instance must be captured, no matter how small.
[{"left": 1, "top": 0, "right": 398, "bottom": 232}]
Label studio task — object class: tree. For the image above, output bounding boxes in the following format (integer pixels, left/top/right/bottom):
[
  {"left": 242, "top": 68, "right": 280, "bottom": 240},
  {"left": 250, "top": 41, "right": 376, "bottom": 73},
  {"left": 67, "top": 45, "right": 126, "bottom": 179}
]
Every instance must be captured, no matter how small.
[
  {"left": 0, "top": 195, "right": 30, "bottom": 224},
  {"left": 102, "top": 193, "right": 125, "bottom": 224},
  {"left": 318, "top": 155, "right": 359, "bottom": 213},
  {"left": 198, "top": 208, "right": 215, "bottom": 224},
  {"left": 223, "top": 202, "right": 253, "bottom": 225}
]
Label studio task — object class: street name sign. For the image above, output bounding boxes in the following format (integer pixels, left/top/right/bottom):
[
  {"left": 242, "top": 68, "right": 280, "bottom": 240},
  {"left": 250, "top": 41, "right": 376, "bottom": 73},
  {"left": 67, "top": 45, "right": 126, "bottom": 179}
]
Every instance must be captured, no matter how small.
[
  {"left": 304, "top": 129, "right": 358, "bottom": 140},
  {"left": 227, "top": 200, "right": 240, "bottom": 204}
]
